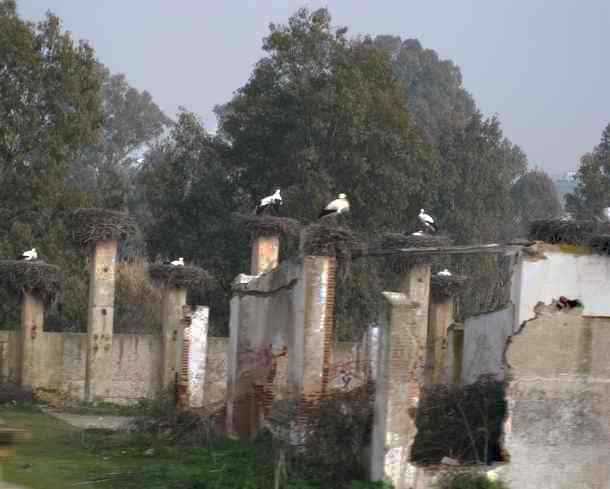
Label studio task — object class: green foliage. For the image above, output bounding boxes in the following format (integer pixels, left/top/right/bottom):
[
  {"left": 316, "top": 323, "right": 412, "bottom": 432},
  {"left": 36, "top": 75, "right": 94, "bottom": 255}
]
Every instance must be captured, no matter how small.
[
  {"left": 218, "top": 8, "right": 437, "bottom": 234},
  {"left": 566, "top": 123, "right": 610, "bottom": 219},
  {"left": 435, "top": 472, "right": 508, "bottom": 489},
  {"left": 510, "top": 169, "right": 562, "bottom": 236}
]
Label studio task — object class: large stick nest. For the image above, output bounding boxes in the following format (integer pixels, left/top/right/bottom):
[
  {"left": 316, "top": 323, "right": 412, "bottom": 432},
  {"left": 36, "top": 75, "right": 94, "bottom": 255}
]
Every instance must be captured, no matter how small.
[
  {"left": 300, "top": 223, "right": 364, "bottom": 259},
  {"left": 528, "top": 219, "right": 607, "bottom": 245},
  {"left": 375, "top": 232, "right": 452, "bottom": 271},
  {"left": 431, "top": 274, "right": 469, "bottom": 299},
  {"left": 588, "top": 234, "right": 610, "bottom": 255},
  {"left": 148, "top": 264, "right": 213, "bottom": 291},
  {"left": 0, "top": 260, "right": 63, "bottom": 305},
  {"left": 235, "top": 213, "right": 302, "bottom": 239},
  {"left": 67, "top": 208, "right": 138, "bottom": 247}
]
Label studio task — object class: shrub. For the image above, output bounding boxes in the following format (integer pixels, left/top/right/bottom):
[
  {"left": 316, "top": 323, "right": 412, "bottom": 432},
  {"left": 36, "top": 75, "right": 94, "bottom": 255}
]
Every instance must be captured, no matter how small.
[{"left": 436, "top": 472, "right": 508, "bottom": 489}]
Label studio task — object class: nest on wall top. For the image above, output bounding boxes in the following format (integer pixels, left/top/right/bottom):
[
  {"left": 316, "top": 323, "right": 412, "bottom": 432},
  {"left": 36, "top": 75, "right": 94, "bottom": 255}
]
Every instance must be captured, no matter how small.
[
  {"left": 147, "top": 264, "right": 213, "bottom": 291},
  {"left": 67, "top": 208, "right": 138, "bottom": 247},
  {"left": 300, "top": 223, "right": 364, "bottom": 259},
  {"left": 0, "top": 260, "right": 63, "bottom": 305},
  {"left": 588, "top": 234, "right": 610, "bottom": 255},
  {"left": 528, "top": 219, "right": 606, "bottom": 245},
  {"left": 236, "top": 213, "right": 302, "bottom": 239},
  {"left": 375, "top": 232, "right": 453, "bottom": 271},
  {"left": 431, "top": 274, "right": 468, "bottom": 300}
]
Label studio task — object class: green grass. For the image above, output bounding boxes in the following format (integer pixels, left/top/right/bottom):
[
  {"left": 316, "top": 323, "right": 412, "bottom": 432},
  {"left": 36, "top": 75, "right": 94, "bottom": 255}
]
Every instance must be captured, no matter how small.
[{"left": 1, "top": 407, "right": 386, "bottom": 489}]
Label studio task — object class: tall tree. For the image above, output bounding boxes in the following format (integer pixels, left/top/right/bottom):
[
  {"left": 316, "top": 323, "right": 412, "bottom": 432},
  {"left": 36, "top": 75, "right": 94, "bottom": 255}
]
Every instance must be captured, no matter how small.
[
  {"left": 138, "top": 111, "right": 243, "bottom": 333},
  {"left": 217, "top": 8, "right": 438, "bottom": 235},
  {"left": 0, "top": 1, "right": 103, "bottom": 327},
  {"left": 69, "top": 65, "right": 172, "bottom": 210},
  {"left": 373, "top": 35, "right": 528, "bottom": 242},
  {"left": 566, "top": 123, "right": 610, "bottom": 219},
  {"left": 510, "top": 170, "right": 562, "bottom": 235}
]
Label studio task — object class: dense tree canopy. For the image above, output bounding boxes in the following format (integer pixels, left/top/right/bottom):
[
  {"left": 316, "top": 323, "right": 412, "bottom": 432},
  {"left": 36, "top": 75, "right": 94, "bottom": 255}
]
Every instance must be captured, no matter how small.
[
  {"left": 510, "top": 170, "right": 562, "bottom": 235},
  {"left": 217, "top": 8, "right": 438, "bottom": 235},
  {"left": 566, "top": 123, "right": 610, "bottom": 219}
]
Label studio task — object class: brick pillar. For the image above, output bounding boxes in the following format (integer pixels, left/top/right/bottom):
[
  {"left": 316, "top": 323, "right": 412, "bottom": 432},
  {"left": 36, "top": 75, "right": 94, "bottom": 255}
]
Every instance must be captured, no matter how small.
[
  {"left": 251, "top": 235, "right": 279, "bottom": 275},
  {"left": 425, "top": 296, "right": 454, "bottom": 385},
  {"left": 20, "top": 292, "right": 44, "bottom": 388},
  {"left": 84, "top": 240, "right": 117, "bottom": 402},
  {"left": 370, "top": 289, "right": 428, "bottom": 488},
  {"left": 447, "top": 323, "right": 464, "bottom": 385},
  {"left": 160, "top": 287, "right": 187, "bottom": 390}
]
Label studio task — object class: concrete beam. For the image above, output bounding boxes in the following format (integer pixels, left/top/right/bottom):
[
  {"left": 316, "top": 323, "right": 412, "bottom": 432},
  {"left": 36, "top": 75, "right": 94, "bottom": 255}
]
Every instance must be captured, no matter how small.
[
  {"left": 84, "top": 240, "right": 117, "bottom": 402},
  {"left": 160, "top": 288, "right": 187, "bottom": 390},
  {"left": 251, "top": 235, "right": 280, "bottom": 275},
  {"left": 20, "top": 292, "right": 44, "bottom": 388},
  {"left": 370, "top": 291, "right": 424, "bottom": 488}
]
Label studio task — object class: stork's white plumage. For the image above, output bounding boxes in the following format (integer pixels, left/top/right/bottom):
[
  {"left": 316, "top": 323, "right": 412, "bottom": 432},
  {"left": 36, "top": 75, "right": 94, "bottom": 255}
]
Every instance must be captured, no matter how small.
[
  {"left": 17, "top": 248, "right": 37, "bottom": 261},
  {"left": 319, "top": 193, "right": 350, "bottom": 218},
  {"left": 256, "top": 189, "right": 282, "bottom": 215},
  {"left": 411, "top": 231, "right": 424, "bottom": 236},
  {"left": 170, "top": 257, "right": 184, "bottom": 267},
  {"left": 418, "top": 209, "right": 437, "bottom": 233},
  {"left": 437, "top": 269, "right": 452, "bottom": 276}
]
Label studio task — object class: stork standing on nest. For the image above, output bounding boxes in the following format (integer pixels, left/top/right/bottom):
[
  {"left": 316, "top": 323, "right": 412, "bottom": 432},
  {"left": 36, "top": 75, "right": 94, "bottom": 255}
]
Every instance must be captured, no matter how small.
[
  {"left": 319, "top": 193, "right": 350, "bottom": 219},
  {"left": 163, "top": 257, "right": 184, "bottom": 266},
  {"left": 17, "top": 248, "right": 37, "bottom": 261},
  {"left": 418, "top": 209, "right": 437, "bottom": 233},
  {"left": 256, "top": 189, "right": 282, "bottom": 215}
]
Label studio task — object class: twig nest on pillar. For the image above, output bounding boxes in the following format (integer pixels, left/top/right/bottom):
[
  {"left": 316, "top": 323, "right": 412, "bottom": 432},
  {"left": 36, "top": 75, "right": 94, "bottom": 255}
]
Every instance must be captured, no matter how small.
[
  {"left": 588, "top": 234, "right": 610, "bottom": 255},
  {"left": 67, "top": 208, "right": 138, "bottom": 247},
  {"left": 236, "top": 214, "right": 302, "bottom": 240},
  {"left": 147, "top": 264, "right": 213, "bottom": 291},
  {"left": 0, "top": 260, "right": 63, "bottom": 305},
  {"left": 431, "top": 274, "right": 468, "bottom": 300},
  {"left": 300, "top": 223, "right": 364, "bottom": 259},
  {"left": 528, "top": 219, "right": 607, "bottom": 246},
  {"left": 375, "top": 232, "right": 452, "bottom": 271}
]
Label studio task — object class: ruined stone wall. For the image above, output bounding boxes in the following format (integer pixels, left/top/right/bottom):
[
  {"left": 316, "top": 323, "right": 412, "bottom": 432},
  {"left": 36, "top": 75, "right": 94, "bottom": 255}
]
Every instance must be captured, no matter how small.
[
  {"left": 500, "top": 305, "right": 610, "bottom": 489},
  {"left": 461, "top": 306, "right": 514, "bottom": 385}
]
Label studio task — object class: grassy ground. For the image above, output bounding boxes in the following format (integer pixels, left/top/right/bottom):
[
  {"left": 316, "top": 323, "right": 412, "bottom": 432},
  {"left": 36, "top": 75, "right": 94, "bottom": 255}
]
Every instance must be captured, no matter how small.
[{"left": 0, "top": 407, "right": 387, "bottom": 489}]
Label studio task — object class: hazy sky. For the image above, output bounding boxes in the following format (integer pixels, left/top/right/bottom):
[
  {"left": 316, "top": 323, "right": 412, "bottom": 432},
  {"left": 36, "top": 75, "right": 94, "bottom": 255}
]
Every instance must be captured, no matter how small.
[{"left": 17, "top": 1, "right": 610, "bottom": 174}]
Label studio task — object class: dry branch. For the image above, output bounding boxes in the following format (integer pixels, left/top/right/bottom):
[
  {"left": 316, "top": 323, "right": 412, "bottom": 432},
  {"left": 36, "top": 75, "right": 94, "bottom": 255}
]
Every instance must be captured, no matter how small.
[
  {"left": 528, "top": 219, "right": 608, "bottom": 245},
  {"left": 67, "top": 208, "right": 138, "bottom": 247},
  {"left": 300, "top": 223, "right": 364, "bottom": 258},
  {"left": 147, "top": 264, "right": 213, "bottom": 291},
  {"left": 0, "top": 260, "right": 63, "bottom": 305},
  {"left": 431, "top": 274, "right": 469, "bottom": 299},
  {"left": 236, "top": 213, "right": 302, "bottom": 239}
]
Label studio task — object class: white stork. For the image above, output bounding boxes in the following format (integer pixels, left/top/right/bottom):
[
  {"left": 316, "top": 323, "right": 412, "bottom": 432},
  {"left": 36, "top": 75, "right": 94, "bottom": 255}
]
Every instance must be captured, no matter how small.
[
  {"left": 319, "top": 193, "right": 350, "bottom": 219},
  {"left": 17, "top": 248, "right": 37, "bottom": 261},
  {"left": 163, "top": 257, "right": 184, "bottom": 266},
  {"left": 437, "top": 269, "right": 452, "bottom": 276},
  {"left": 418, "top": 209, "right": 438, "bottom": 233},
  {"left": 256, "top": 189, "right": 282, "bottom": 215}
]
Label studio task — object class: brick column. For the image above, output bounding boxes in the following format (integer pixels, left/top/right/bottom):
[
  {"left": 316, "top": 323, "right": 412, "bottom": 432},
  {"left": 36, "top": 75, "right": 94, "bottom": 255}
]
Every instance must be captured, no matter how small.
[
  {"left": 160, "top": 287, "right": 187, "bottom": 390},
  {"left": 251, "top": 235, "right": 280, "bottom": 275},
  {"left": 84, "top": 240, "right": 117, "bottom": 402},
  {"left": 370, "top": 288, "right": 428, "bottom": 488},
  {"left": 425, "top": 296, "right": 455, "bottom": 385},
  {"left": 20, "top": 292, "right": 44, "bottom": 388}
]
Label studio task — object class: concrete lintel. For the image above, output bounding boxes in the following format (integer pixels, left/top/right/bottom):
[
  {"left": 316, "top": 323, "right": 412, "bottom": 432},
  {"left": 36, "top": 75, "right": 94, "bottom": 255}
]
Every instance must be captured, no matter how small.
[{"left": 381, "top": 291, "right": 419, "bottom": 309}]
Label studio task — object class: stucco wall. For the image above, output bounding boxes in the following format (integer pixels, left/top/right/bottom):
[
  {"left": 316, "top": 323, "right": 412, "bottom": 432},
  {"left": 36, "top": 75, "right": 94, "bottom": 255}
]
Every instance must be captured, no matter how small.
[
  {"left": 461, "top": 306, "right": 514, "bottom": 385},
  {"left": 501, "top": 305, "right": 610, "bottom": 489},
  {"left": 516, "top": 249, "right": 610, "bottom": 325}
]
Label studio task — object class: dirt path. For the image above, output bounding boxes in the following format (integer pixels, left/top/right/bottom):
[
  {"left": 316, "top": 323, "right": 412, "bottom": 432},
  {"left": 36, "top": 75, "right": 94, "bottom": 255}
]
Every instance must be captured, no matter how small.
[{"left": 41, "top": 408, "right": 135, "bottom": 431}]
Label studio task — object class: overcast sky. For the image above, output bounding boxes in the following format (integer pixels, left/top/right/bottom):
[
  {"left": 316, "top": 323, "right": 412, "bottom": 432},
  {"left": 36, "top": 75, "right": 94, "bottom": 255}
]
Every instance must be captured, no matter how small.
[{"left": 17, "top": 0, "right": 610, "bottom": 174}]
